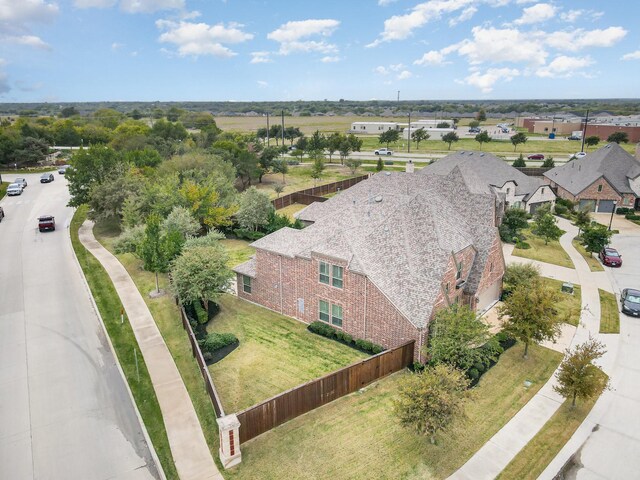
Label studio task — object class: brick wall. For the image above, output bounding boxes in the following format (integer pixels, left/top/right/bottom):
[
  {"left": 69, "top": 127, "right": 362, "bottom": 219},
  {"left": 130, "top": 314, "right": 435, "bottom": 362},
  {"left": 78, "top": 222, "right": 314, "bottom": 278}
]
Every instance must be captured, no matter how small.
[{"left": 584, "top": 125, "right": 640, "bottom": 143}]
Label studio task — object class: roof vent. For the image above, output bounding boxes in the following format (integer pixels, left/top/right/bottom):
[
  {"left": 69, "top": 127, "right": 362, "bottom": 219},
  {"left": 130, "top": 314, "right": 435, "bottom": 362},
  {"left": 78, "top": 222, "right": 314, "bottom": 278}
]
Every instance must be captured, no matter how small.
[
  {"left": 385, "top": 171, "right": 391, "bottom": 176},
  {"left": 374, "top": 195, "right": 383, "bottom": 203},
  {"left": 480, "top": 153, "right": 484, "bottom": 157},
  {"left": 468, "top": 152, "right": 473, "bottom": 155},
  {"left": 460, "top": 151, "right": 465, "bottom": 154}
]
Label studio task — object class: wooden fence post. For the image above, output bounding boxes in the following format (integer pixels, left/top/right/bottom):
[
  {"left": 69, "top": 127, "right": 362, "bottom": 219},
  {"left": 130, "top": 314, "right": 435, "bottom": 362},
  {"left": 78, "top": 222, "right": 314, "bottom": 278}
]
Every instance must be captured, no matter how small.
[{"left": 217, "top": 414, "right": 242, "bottom": 468}]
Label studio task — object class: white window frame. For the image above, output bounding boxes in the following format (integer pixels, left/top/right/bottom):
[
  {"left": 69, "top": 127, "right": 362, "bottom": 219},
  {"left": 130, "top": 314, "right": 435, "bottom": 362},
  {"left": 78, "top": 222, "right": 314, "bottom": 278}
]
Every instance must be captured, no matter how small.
[{"left": 242, "top": 275, "right": 252, "bottom": 294}]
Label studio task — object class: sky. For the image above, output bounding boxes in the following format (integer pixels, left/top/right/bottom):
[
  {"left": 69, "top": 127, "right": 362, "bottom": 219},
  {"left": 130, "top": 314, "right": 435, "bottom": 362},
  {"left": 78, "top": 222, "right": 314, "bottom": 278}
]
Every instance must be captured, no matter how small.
[{"left": 1, "top": 0, "right": 639, "bottom": 102}]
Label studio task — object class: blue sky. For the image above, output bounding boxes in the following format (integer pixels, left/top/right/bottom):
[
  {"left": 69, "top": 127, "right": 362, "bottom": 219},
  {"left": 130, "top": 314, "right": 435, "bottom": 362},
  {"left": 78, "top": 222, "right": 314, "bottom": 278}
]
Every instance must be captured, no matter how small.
[{"left": 1, "top": 0, "right": 639, "bottom": 102}]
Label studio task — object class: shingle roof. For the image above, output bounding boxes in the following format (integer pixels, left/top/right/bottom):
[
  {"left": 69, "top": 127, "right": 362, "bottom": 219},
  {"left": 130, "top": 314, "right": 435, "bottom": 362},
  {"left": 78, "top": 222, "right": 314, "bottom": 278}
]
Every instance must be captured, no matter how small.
[
  {"left": 543, "top": 143, "right": 640, "bottom": 196},
  {"left": 245, "top": 170, "right": 500, "bottom": 329},
  {"left": 421, "top": 150, "right": 545, "bottom": 201}
]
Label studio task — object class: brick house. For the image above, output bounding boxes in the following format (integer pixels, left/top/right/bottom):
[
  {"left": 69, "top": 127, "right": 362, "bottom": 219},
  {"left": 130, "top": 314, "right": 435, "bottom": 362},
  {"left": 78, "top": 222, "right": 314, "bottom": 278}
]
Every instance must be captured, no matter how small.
[
  {"left": 422, "top": 150, "right": 556, "bottom": 214},
  {"left": 234, "top": 169, "right": 505, "bottom": 360},
  {"left": 544, "top": 143, "right": 640, "bottom": 212}
]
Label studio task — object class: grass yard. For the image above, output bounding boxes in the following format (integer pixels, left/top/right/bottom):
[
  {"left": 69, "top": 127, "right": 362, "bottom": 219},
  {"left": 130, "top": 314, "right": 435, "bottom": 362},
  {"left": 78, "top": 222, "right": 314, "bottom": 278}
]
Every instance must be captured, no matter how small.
[
  {"left": 276, "top": 202, "right": 307, "bottom": 220},
  {"left": 207, "top": 294, "right": 367, "bottom": 413},
  {"left": 599, "top": 289, "right": 620, "bottom": 334},
  {"left": 0, "top": 181, "right": 7, "bottom": 199},
  {"left": 220, "top": 239, "right": 255, "bottom": 268},
  {"left": 224, "top": 343, "right": 562, "bottom": 480},
  {"left": 497, "top": 370, "right": 608, "bottom": 480},
  {"left": 255, "top": 164, "right": 354, "bottom": 199},
  {"left": 572, "top": 238, "right": 604, "bottom": 272},
  {"left": 541, "top": 278, "right": 582, "bottom": 327},
  {"left": 513, "top": 228, "right": 574, "bottom": 269}
]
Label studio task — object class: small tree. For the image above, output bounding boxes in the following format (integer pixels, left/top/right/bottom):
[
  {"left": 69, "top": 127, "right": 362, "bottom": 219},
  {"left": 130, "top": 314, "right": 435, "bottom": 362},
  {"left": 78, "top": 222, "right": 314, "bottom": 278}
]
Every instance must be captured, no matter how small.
[
  {"left": 607, "top": 132, "right": 628, "bottom": 144},
  {"left": 532, "top": 210, "right": 563, "bottom": 244},
  {"left": 582, "top": 223, "right": 613, "bottom": 253},
  {"left": 271, "top": 158, "right": 288, "bottom": 183},
  {"left": 476, "top": 108, "right": 487, "bottom": 122},
  {"left": 273, "top": 183, "right": 285, "bottom": 198},
  {"left": 512, "top": 153, "right": 526, "bottom": 167},
  {"left": 236, "top": 187, "right": 273, "bottom": 231},
  {"left": 499, "top": 278, "right": 562, "bottom": 358},
  {"left": 344, "top": 158, "right": 362, "bottom": 175},
  {"left": 503, "top": 263, "right": 540, "bottom": 294},
  {"left": 376, "top": 157, "right": 384, "bottom": 172},
  {"left": 379, "top": 129, "right": 400, "bottom": 148},
  {"left": 468, "top": 120, "right": 480, "bottom": 128},
  {"left": 499, "top": 208, "right": 530, "bottom": 242},
  {"left": 436, "top": 121, "right": 450, "bottom": 128},
  {"left": 474, "top": 131, "right": 492, "bottom": 150},
  {"left": 442, "top": 132, "right": 459, "bottom": 150},
  {"left": 585, "top": 136, "right": 600, "bottom": 149},
  {"left": 510, "top": 132, "right": 528, "bottom": 151},
  {"left": 574, "top": 208, "right": 591, "bottom": 236},
  {"left": 542, "top": 156, "right": 555, "bottom": 168},
  {"left": 411, "top": 128, "right": 430, "bottom": 150},
  {"left": 310, "top": 155, "right": 325, "bottom": 186},
  {"left": 162, "top": 206, "right": 201, "bottom": 239},
  {"left": 554, "top": 338, "right": 608, "bottom": 407},
  {"left": 393, "top": 364, "right": 470, "bottom": 444},
  {"left": 326, "top": 132, "right": 342, "bottom": 162},
  {"left": 138, "top": 215, "right": 172, "bottom": 293},
  {"left": 308, "top": 130, "right": 326, "bottom": 152},
  {"left": 338, "top": 138, "right": 351, "bottom": 163}
]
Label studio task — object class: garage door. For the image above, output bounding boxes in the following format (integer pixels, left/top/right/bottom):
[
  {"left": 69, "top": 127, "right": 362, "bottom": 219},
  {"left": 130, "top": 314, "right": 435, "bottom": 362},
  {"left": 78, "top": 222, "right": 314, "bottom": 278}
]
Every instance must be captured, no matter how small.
[
  {"left": 597, "top": 200, "right": 615, "bottom": 213},
  {"left": 529, "top": 201, "right": 550, "bottom": 214},
  {"left": 476, "top": 280, "right": 501, "bottom": 314},
  {"left": 579, "top": 199, "right": 596, "bottom": 212}
]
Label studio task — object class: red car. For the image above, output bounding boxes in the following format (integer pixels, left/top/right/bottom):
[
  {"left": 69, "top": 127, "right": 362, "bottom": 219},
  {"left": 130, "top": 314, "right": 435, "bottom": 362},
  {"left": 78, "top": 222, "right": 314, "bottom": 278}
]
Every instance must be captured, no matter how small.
[
  {"left": 527, "top": 153, "right": 545, "bottom": 160},
  {"left": 38, "top": 215, "right": 56, "bottom": 232},
  {"left": 599, "top": 247, "right": 622, "bottom": 267}
]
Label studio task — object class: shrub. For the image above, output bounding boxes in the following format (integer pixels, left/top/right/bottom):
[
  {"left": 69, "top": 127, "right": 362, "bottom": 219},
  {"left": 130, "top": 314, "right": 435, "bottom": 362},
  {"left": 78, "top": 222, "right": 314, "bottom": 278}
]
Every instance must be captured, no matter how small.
[
  {"left": 412, "top": 361, "right": 426, "bottom": 372},
  {"left": 199, "top": 332, "right": 238, "bottom": 355},
  {"left": 625, "top": 213, "right": 640, "bottom": 221},
  {"left": 468, "top": 368, "right": 480, "bottom": 380},
  {"left": 233, "top": 228, "right": 266, "bottom": 241},
  {"left": 384, "top": 160, "right": 394, "bottom": 165},
  {"left": 113, "top": 225, "right": 146, "bottom": 254},
  {"left": 515, "top": 240, "right": 531, "bottom": 249},
  {"left": 355, "top": 338, "right": 374, "bottom": 351},
  {"left": 556, "top": 198, "right": 576, "bottom": 210},
  {"left": 371, "top": 344, "right": 384, "bottom": 354},
  {"left": 308, "top": 322, "right": 383, "bottom": 354},
  {"left": 193, "top": 300, "right": 208, "bottom": 324},
  {"left": 308, "top": 321, "right": 337, "bottom": 339},
  {"left": 336, "top": 331, "right": 353, "bottom": 344},
  {"left": 495, "top": 331, "right": 517, "bottom": 349},
  {"left": 286, "top": 159, "right": 300, "bottom": 166},
  {"left": 554, "top": 204, "right": 568, "bottom": 216},
  {"left": 616, "top": 207, "right": 632, "bottom": 215}
]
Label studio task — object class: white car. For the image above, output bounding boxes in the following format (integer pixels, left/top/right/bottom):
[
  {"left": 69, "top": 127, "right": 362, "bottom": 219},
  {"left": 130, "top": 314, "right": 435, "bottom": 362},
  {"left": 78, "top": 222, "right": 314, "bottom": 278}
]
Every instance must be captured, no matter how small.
[
  {"left": 374, "top": 148, "right": 393, "bottom": 155},
  {"left": 6, "top": 183, "right": 24, "bottom": 196},
  {"left": 572, "top": 152, "right": 587, "bottom": 159}
]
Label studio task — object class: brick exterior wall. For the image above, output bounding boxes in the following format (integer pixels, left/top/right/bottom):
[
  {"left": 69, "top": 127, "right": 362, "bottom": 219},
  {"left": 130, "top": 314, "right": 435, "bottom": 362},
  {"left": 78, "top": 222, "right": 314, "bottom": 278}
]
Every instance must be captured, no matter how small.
[
  {"left": 546, "top": 177, "right": 638, "bottom": 210},
  {"left": 584, "top": 125, "right": 640, "bottom": 143}
]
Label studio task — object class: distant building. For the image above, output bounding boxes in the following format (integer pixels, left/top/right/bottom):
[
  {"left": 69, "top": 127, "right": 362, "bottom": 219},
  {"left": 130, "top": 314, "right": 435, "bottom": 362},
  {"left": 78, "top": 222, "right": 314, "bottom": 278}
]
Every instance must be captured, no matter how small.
[
  {"left": 518, "top": 115, "right": 640, "bottom": 142},
  {"left": 349, "top": 122, "right": 399, "bottom": 134}
]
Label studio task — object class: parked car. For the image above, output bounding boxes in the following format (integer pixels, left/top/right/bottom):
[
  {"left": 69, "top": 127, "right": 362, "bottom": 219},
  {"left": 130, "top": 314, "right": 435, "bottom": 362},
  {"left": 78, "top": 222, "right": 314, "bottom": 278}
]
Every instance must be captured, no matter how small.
[
  {"left": 599, "top": 247, "right": 622, "bottom": 267},
  {"left": 572, "top": 152, "right": 587, "bottom": 159},
  {"left": 14, "top": 177, "right": 27, "bottom": 188},
  {"left": 38, "top": 215, "right": 56, "bottom": 232},
  {"left": 6, "top": 183, "right": 23, "bottom": 196},
  {"left": 527, "top": 153, "right": 545, "bottom": 160},
  {"left": 568, "top": 135, "right": 581, "bottom": 140},
  {"left": 58, "top": 165, "right": 70, "bottom": 174},
  {"left": 374, "top": 148, "right": 393, "bottom": 155},
  {"left": 620, "top": 288, "right": 640, "bottom": 317},
  {"left": 0, "top": 206, "right": 4, "bottom": 222},
  {"left": 40, "top": 173, "right": 54, "bottom": 183}
]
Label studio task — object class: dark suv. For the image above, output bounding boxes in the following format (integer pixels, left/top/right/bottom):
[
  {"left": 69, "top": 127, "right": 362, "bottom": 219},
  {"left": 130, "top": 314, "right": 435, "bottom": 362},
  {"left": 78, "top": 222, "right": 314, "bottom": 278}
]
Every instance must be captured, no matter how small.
[{"left": 38, "top": 215, "right": 56, "bottom": 232}]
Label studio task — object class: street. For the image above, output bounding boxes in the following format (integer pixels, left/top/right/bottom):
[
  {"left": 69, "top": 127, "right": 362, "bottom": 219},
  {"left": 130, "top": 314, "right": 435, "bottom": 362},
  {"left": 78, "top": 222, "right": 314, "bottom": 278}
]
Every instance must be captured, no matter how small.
[{"left": 0, "top": 172, "right": 159, "bottom": 479}]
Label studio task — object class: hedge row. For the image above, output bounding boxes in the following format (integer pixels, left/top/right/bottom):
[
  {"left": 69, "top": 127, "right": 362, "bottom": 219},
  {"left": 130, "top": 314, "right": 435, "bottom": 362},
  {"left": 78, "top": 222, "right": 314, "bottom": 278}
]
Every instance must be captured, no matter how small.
[{"left": 308, "top": 321, "right": 384, "bottom": 354}]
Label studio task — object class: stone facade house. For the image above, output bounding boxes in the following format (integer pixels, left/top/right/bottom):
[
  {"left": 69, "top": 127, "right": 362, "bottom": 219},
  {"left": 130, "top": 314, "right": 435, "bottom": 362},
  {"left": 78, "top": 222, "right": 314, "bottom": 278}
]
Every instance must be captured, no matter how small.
[
  {"left": 544, "top": 143, "right": 640, "bottom": 212},
  {"left": 422, "top": 150, "right": 557, "bottom": 214},
  {"left": 233, "top": 169, "right": 505, "bottom": 359}
]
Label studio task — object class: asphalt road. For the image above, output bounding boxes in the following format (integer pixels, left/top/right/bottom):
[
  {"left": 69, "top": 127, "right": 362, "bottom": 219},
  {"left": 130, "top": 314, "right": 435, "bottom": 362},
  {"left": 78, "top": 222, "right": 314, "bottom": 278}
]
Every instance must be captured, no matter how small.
[{"left": 0, "top": 172, "right": 159, "bottom": 479}]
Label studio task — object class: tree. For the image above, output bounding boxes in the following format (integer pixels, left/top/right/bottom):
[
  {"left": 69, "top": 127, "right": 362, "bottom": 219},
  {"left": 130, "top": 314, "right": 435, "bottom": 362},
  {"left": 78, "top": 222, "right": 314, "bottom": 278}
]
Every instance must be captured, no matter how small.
[
  {"left": 307, "top": 130, "right": 326, "bottom": 153},
  {"left": 345, "top": 158, "right": 362, "bottom": 175},
  {"left": 442, "top": 132, "right": 459, "bottom": 150},
  {"left": 376, "top": 157, "right": 384, "bottom": 172},
  {"left": 474, "top": 131, "right": 492, "bottom": 150},
  {"left": 503, "top": 263, "right": 540, "bottom": 295},
  {"left": 130, "top": 109, "right": 143, "bottom": 120},
  {"left": 310, "top": 154, "right": 325, "bottom": 186},
  {"left": 574, "top": 209, "right": 591, "bottom": 236},
  {"left": 512, "top": 153, "right": 526, "bottom": 167},
  {"left": 542, "top": 156, "right": 555, "bottom": 168},
  {"left": 326, "top": 133, "right": 342, "bottom": 162},
  {"left": 581, "top": 223, "right": 613, "bottom": 253},
  {"left": 585, "top": 136, "right": 600, "bottom": 148},
  {"left": 268, "top": 124, "right": 283, "bottom": 145},
  {"left": 170, "top": 245, "right": 232, "bottom": 309},
  {"left": 436, "top": 122, "right": 450, "bottom": 128},
  {"left": 499, "top": 278, "right": 562, "bottom": 358},
  {"left": 510, "top": 132, "right": 528, "bottom": 151},
  {"left": 271, "top": 158, "right": 289, "bottom": 183},
  {"left": 393, "top": 364, "right": 470, "bottom": 444},
  {"left": 554, "top": 338, "right": 608, "bottom": 407},
  {"left": 427, "top": 304, "right": 492, "bottom": 372},
  {"left": 284, "top": 126, "right": 303, "bottom": 146},
  {"left": 66, "top": 145, "right": 126, "bottom": 207},
  {"left": 379, "top": 129, "right": 400, "bottom": 148},
  {"left": 532, "top": 208, "right": 563, "bottom": 244},
  {"left": 138, "top": 215, "right": 173, "bottom": 293},
  {"left": 411, "top": 128, "right": 430, "bottom": 149},
  {"left": 87, "top": 170, "right": 143, "bottom": 221},
  {"left": 338, "top": 138, "right": 351, "bottom": 163},
  {"left": 476, "top": 108, "right": 487, "bottom": 122},
  {"left": 468, "top": 120, "right": 480, "bottom": 128},
  {"left": 273, "top": 183, "right": 285, "bottom": 197},
  {"left": 60, "top": 106, "right": 79, "bottom": 118},
  {"left": 236, "top": 187, "right": 273, "bottom": 231},
  {"left": 347, "top": 133, "right": 363, "bottom": 152},
  {"left": 166, "top": 107, "right": 184, "bottom": 122},
  {"left": 162, "top": 206, "right": 200, "bottom": 239},
  {"left": 178, "top": 180, "right": 236, "bottom": 229},
  {"left": 607, "top": 132, "right": 628, "bottom": 144},
  {"left": 499, "top": 208, "right": 529, "bottom": 242}
]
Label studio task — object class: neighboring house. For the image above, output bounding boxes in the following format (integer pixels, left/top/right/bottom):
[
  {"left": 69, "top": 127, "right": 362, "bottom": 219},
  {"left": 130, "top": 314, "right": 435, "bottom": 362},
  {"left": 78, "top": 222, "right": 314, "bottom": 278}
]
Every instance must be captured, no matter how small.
[
  {"left": 234, "top": 169, "right": 505, "bottom": 360},
  {"left": 544, "top": 143, "right": 640, "bottom": 212},
  {"left": 422, "top": 150, "right": 556, "bottom": 215}
]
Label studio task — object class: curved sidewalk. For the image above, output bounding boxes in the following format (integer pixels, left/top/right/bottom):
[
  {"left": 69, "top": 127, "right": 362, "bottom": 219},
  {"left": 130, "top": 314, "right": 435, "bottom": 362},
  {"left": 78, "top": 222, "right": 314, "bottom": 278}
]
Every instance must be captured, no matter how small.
[
  {"left": 449, "top": 217, "right": 612, "bottom": 480},
  {"left": 79, "top": 221, "right": 223, "bottom": 480}
]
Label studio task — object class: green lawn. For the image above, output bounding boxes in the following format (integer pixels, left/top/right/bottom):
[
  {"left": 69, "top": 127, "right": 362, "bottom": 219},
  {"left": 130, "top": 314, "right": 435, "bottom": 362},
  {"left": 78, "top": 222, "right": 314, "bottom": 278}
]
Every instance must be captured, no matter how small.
[
  {"left": 220, "top": 238, "right": 255, "bottom": 268},
  {"left": 513, "top": 228, "right": 574, "bottom": 269},
  {"left": 72, "top": 208, "right": 179, "bottom": 480},
  {"left": 276, "top": 202, "right": 308, "bottom": 220},
  {"left": 599, "top": 289, "right": 620, "bottom": 334},
  {"left": 0, "top": 181, "right": 7, "bottom": 199},
  {"left": 541, "top": 278, "right": 582, "bottom": 327},
  {"left": 208, "top": 294, "right": 367, "bottom": 413},
  {"left": 224, "top": 343, "right": 562, "bottom": 480},
  {"left": 497, "top": 371, "right": 608, "bottom": 480},
  {"left": 572, "top": 238, "right": 604, "bottom": 272}
]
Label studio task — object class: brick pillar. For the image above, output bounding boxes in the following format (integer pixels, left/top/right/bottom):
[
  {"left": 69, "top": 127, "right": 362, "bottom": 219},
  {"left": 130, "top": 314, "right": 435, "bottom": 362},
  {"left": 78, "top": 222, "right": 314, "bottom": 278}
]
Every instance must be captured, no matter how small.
[
  {"left": 406, "top": 160, "right": 414, "bottom": 174},
  {"left": 217, "top": 414, "right": 242, "bottom": 468}
]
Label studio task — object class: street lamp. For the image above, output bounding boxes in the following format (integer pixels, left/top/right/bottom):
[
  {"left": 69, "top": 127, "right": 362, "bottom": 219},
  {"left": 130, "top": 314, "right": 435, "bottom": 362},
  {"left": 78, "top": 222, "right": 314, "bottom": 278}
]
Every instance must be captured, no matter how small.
[{"left": 608, "top": 200, "right": 618, "bottom": 231}]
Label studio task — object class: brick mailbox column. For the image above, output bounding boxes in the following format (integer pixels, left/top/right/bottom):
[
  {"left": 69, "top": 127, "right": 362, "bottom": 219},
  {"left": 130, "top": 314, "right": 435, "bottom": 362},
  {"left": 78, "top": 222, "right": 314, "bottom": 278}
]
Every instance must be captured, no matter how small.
[{"left": 217, "top": 414, "right": 242, "bottom": 468}]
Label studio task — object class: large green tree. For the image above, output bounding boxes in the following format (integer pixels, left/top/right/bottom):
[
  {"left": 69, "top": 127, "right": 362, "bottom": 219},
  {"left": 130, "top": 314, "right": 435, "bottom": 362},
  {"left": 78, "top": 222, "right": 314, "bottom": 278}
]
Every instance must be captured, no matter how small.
[
  {"left": 582, "top": 223, "right": 613, "bottom": 253},
  {"left": 379, "top": 129, "right": 400, "bottom": 148},
  {"left": 607, "top": 132, "right": 628, "bottom": 144},
  {"left": 554, "top": 339, "right": 608, "bottom": 407},
  {"left": 442, "top": 132, "right": 459, "bottom": 150},
  {"left": 510, "top": 132, "right": 528, "bottom": 151},
  {"left": 474, "top": 131, "right": 492, "bottom": 150},
  {"left": 66, "top": 145, "right": 126, "bottom": 206},
  {"left": 236, "top": 187, "right": 273, "bottom": 231},
  {"left": 532, "top": 208, "right": 563, "bottom": 244},
  {"left": 585, "top": 136, "right": 600, "bottom": 148},
  {"left": 499, "top": 208, "right": 529, "bottom": 242},
  {"left": 411, "top": 128, "right": 430, "bottom": 149}
]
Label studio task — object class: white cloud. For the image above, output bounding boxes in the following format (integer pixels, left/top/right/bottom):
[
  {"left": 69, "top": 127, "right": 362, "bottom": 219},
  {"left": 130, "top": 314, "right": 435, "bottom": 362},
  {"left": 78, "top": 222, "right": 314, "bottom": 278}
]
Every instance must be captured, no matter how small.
[
  {"left": 7, "top": 34, "right": 50, "bottom": 49},
  {"left": 0, "top": 0, "right": 59, "bottom": 22},
  {"left": 454, "top": 26, "right": 547, "bottom": 65},
  {"left": 257, "top": 80, "right": 268, "bottom": 88},
  {"left": 414, "top": 50, "right": 447, "bottom": 65},
  {"left": 267, "top": 19, "right": 339, "bottom": 55},
  {"left": 111, "top": 42, "right": 125, "bottom": 50},
  {"left": 546, "top": 26, "right": 627, "bottom": 52},
  {"left": 536, "top": 55, "right": 593, "bottom": 77},
  {"left": 368, "top": 0, "right": 473, "bottom": 46},
  {"left": 156, "top": 20, "right": 253, "bottom": 57},
  {"left": 514, "top": 3, "right": 556, "bottom": 25},
  {"left": 378, "top": 0, "right": 398, "bottom": 5},
  {"left": 120, "top": 0, "right": 184, "bottom": 13},
  {"left": 397, "top": 70, "right": 412, "bottom": 80},
  {"left": 321, "top": 55, "right": 340, "bottom": 63},
  {"left": 250, "top": 51, "right": 272, "bottom": 64},
  {"left": 374, "top": 66, "right": 389, "bottom": 75},
  {"left": 560, "top": 9, "right": 582, "bottom": 23},
  {"left": 622, "top": 50, "right": 640, "bottom": 61},
  {"left": 449, "top": 6, "right": 477, "bottom": 26},
  {"left": 74, "top": 0, "right": 116, "bottom": 8},
  {"left": 389, "top": 63, "right": 404, "bottom": 71},
  {"left": 461, "top": 67, "right": 520, "bottom": 93}
]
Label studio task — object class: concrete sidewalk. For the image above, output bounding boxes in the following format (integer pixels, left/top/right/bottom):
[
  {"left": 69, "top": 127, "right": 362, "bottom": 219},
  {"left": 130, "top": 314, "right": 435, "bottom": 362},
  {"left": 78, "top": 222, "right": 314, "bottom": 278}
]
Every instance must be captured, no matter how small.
[
  {"left": 450, "top": 218, "right": 610, "bottom": 480},
  {"left": 79, "top": 221, "right": 223, "bottom": 480}
]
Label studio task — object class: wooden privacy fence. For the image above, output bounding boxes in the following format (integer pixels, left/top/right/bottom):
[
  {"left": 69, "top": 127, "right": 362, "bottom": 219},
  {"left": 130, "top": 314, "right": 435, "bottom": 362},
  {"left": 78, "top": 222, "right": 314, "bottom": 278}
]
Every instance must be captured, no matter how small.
[
  {"left": 236, "top": 339, "right": 415, "bottom": 444},
  {"left": 272, "top": 174, "right": 369, "bottom": 210},
  {"left": 179, "top": 306, "right": 225, "bottom": 418}
]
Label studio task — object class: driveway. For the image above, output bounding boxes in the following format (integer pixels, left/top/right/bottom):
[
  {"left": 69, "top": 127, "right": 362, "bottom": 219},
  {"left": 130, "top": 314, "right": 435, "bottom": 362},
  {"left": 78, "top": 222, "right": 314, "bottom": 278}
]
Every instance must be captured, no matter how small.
[{"left": 0, "top": 173, "right": 159, "bottom": 479}]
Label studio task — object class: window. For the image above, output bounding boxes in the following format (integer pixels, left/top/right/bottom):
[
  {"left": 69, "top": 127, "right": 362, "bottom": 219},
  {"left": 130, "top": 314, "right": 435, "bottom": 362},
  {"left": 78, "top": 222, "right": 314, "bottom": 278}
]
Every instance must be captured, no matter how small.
[
  {"left": 506, "top": 188, "right": 510, "bottom": 194},
  {"left": 331, "top": 304, "right": 343, "bottom": 327},
  {"left": 456, "top": 262, "right": 463, "bottom": 280},
  {"left": 489, "top": 262, "right": 493, "bottom": 273},
  {"left": 598, "top": 184, "right": 603, "bottom": 192},
  {"left": 332, "top": 265, "right": 343, "bottom": 288},
  {"left": 242, "top": 275, "right": 252, "bottom": 294},
  {"left": 319, "top": 300, "right": 330, "bottom": 322},
  {"left": 319, "top": 261, "right": 330, "bottom": 284}
]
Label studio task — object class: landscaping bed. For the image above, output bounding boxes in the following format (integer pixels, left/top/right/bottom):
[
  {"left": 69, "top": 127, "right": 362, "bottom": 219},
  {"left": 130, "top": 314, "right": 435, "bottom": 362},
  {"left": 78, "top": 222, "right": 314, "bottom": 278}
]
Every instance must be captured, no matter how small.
[
  {"left": 512, "top": 228, "right": 573, "bottom": 269},
  {"left": 599, "top": 289, "right": 620, "bottom": 334}
]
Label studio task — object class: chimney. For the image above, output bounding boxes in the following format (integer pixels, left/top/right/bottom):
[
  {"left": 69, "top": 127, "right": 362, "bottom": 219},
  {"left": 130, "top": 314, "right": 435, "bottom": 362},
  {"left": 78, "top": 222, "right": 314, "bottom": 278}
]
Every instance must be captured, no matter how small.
[{"left": 406, "top": 160, "right": 415, "bottom": 174}]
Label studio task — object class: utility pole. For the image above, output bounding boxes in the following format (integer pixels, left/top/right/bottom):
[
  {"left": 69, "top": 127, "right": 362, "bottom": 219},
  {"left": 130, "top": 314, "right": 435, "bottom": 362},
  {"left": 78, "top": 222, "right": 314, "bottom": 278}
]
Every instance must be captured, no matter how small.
[
  {"left": 397, "top": 90, "right": 400, "bottom": 102},
  {"left": 408, "top": 111, "right": 411, "bottom": 153},
  {"left": 281, "top": 109, "right": 285, "bottom": 146},
  {"left": 580, "top": 109, "right": 589, "bottom": 153},
  {"left": 266, "top": 113, "right": 270, "bottom": 146}
]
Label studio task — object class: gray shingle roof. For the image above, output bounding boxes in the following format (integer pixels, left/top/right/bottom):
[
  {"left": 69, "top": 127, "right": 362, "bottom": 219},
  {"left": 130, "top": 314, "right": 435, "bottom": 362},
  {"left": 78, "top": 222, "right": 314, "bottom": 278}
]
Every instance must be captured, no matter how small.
[
  {"left": 421, "top": 150, "right": 544, "bottom": 200},
  {"left": 543, "top": 143, "right": 640, "bottom": 196},
  {"left": 245, "top": 170, "right": 500, "bottom": 329}
]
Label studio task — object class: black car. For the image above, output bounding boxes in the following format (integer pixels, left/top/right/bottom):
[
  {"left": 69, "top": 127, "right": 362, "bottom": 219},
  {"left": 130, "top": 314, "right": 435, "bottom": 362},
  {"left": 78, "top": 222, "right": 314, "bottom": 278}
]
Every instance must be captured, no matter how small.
[
  {"left": 40, "top": 173, "right": 54, "bottom": 183},
  {"left": 621, "top": 288, "right": 640, "bottom": 317},
  {"left": 0, "top": 206, "right": 4, "bottom": 222}
]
